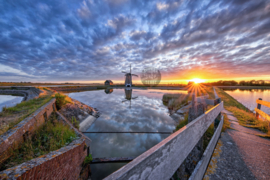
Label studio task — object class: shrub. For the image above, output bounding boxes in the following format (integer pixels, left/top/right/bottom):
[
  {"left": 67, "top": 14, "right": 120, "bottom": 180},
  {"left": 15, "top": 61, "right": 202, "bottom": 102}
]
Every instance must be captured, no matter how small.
[
  {"left": 83, "top": 154, "right": 93, "bottom": 166},
  {"left": 55, "top": 93, "right": 71, "bottom": 110}
]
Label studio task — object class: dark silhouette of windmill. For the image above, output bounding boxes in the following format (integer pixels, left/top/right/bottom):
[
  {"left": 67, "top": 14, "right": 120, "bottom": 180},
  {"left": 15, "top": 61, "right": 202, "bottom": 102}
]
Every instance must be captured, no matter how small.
[
  {"left": 122, "top": 88, "right": 138, "bottom": 109},
  {"left": 122, "top": 65, "right": 138, "bottom": 87}
]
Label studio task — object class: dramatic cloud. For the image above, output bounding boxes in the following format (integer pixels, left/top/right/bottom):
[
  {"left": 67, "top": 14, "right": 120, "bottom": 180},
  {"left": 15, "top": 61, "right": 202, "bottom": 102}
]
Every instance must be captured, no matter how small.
[{"left": 0, "top": 0, "right": 270, "bottom": 82}]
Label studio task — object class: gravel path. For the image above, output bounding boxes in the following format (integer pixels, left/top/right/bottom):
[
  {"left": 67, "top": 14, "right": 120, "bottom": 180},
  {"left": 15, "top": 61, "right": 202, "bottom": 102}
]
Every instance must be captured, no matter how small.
[{"left": 204, "top": 110, "right": 270, "bottom": 180}]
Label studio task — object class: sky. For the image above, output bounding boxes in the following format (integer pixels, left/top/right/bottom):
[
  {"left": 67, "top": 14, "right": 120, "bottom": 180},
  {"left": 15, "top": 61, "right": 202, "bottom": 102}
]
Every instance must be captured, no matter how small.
[{"left": 0, "top": 0, "right": 270, "bottom": 83}]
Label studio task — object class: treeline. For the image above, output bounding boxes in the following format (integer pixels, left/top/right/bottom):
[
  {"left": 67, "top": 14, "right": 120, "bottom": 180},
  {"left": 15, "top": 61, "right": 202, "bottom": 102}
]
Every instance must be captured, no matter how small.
[{"left": 203, "top": 80, "right": 270, "bottom": 86}]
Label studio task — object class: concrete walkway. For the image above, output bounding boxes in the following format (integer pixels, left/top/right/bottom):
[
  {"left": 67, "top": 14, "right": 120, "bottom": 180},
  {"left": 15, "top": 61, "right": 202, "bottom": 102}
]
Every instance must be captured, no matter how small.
[{"left": 204, "top": 109, "right": 270, "bottom": 180}]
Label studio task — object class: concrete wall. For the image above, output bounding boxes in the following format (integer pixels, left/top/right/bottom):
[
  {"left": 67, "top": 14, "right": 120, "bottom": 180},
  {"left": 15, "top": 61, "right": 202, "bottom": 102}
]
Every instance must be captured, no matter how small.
[
  {"left": 0, "top": 99, "right": 92, "bottom": 180},
  {"left": 0, "top": 99, "right": 56, "bottom": 164},
  {"left": 104, "top": 102, "right": 224, "bottom": 180},
  {"left": 0, "top": 86, "right": 41, "bottom": 101},
  {"left": 0, "top": 138, "right": 87, "bottom": 180}
]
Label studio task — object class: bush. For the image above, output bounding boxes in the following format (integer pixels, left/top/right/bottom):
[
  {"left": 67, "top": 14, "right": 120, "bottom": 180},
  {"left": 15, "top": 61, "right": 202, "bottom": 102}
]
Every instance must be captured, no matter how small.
[{"left": 55, "top": 93, "right": 71, "bottom": 110}]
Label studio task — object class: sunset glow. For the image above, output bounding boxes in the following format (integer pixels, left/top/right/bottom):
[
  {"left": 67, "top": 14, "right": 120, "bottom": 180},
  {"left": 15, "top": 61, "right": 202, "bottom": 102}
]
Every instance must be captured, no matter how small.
[{"left": 191, "top": 78, "right": 205, "bottom": 84}]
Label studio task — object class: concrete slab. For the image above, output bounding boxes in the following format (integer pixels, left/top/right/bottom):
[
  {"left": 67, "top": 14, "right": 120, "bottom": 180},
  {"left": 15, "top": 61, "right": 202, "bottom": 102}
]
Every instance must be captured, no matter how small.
[
  {"left": 226, "top": 114, "right": 238, "bottom": 121},
  {"left": 79, "top": 115, "right": 97, "bottom": 132},
  {"left": 221, "top": 109, "right": 233, "bottom": 115}
]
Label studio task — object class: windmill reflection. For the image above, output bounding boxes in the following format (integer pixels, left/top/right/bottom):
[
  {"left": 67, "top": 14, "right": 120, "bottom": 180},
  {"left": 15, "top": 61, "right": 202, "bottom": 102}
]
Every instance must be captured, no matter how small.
[
  {"left": 122, "top": 88, "right": 138, "bottom": 109},
  {"left": 105, "top": 89, "right": 113, "bottom": 94}
]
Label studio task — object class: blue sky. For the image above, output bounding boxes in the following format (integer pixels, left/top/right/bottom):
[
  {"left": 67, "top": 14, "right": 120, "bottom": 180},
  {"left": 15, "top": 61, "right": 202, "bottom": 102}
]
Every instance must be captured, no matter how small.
[{"left": 0, "top": 0, "right": 270, "bottom": 83}]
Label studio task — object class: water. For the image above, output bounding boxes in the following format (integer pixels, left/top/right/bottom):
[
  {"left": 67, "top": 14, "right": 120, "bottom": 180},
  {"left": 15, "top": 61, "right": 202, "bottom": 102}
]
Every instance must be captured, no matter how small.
[
  {"left": 0, "top": 95, "right": 24, "bottom": 112},
  {"left": 67, "top": 88, "right": 187, "bottom": 179},
  {"left": 224, "top": 89, "right": 270, "bottom": 114}
]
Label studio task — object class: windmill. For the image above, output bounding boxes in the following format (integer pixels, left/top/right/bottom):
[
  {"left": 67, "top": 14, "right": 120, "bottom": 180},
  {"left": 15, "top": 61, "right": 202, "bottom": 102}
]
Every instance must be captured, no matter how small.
[
  {"left": 122, "top": 65, "right": 138, "bottom": 87},
  {"left": 122, "top": 88, "right": 138, "bottom": 109}
]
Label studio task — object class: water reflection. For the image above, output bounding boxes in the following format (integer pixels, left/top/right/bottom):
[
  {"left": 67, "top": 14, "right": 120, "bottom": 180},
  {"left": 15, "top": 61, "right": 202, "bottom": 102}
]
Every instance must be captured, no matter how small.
[
  {"left": 223, "top": 88, "right": 270, "bottom": 93},
  {"left": 122, "top": 88, "right": 138, "bottom": 109},
  {"left": 0, "top": 95, "right": 24, "bottom": 112},
  {"left": 105, "top": 89, "right": 113, "bottom": 94},
  {"left": 67, "top": 89, "right": 187, "bottom": 179},
  {"left": 224, "top": 89, "right": 270, "bottom": 114}
]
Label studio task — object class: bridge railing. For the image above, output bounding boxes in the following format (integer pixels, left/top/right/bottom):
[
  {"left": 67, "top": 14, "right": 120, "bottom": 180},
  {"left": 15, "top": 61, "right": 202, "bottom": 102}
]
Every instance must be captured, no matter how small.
[
  {"left": 255, "top": 99, "right": 270, "bottom": 123},
  {"left": 104, "top": 101, "right": 224, "bottom": 180}
]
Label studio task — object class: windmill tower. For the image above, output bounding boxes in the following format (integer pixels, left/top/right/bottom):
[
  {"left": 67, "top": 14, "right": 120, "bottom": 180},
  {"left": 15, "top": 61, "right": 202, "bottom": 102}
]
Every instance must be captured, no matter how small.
[{"left": 122, "top": 65, "right": 138, "bottom": 87}]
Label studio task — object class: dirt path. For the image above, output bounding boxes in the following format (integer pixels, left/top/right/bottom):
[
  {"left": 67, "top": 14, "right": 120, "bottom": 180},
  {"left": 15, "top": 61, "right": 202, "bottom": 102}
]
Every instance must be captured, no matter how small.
[{"left": 204, "top": 109, "right": 270, "bottom": 180}]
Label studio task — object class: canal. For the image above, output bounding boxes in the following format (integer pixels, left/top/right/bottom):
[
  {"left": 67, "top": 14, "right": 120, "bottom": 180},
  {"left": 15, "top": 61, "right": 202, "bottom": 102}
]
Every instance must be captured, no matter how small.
[
  {"left": 67, "top": 88, "right": 187, "bottom": 179},
  {"left": 0, "top": 95, "right": 24, "bottom": 112},
  {"left": 223, "top": 88, "right": 270, "bottom": 114}
]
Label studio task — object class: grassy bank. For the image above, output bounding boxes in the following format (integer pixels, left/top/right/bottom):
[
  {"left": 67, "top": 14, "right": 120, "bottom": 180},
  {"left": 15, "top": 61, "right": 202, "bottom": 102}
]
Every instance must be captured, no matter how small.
[
  {"left": 0, "top": 113, "right": 77, "bottom": 171},
  {"left": 214, "top": 87, "right": 269, "bottom": 134},
  {"left": 0, "top": 88, "right": 53, "bottom": 136}
]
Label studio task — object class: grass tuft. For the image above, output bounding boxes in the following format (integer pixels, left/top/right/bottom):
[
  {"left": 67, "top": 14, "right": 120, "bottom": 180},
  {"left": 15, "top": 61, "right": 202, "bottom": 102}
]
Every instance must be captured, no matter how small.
[{"left": 55, "top": 93, "right": 72, "bottom": 110}]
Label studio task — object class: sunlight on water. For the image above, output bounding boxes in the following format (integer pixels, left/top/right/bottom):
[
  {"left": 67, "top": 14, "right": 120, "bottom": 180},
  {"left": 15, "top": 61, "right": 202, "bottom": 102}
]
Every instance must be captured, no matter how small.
[{"left": 224, "top": 89, "right": 270, "bottom": 114}]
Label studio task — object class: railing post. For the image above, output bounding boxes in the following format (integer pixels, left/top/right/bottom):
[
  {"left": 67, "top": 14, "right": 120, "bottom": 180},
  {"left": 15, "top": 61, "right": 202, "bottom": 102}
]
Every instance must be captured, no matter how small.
[
  {"left": 256, "top": 98, "right": 262, "bottom": 119},
  {"left": 214, "top": 98, "right": 221, "bottom": 131}
]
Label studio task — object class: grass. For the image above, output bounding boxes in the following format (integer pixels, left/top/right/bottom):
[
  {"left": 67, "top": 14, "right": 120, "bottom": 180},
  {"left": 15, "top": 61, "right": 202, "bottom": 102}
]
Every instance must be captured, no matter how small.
[
  {"left": 214, "top": 87, "right": 269, "bottom": 133},
  {"left": 203, "top": 86, "right": 216, "bottom": 99},
  {"left": 0, "top": 89, "right": 53, "bottom": 136},
  {"left": 222, "top": 113, "right": 231, "bottom": 132},
  {"left": 174, "top": 113, "right": 189, "bottom": 132},
  {"left": 54, "top": 93, "right": 72, "bottom": 110},
  {"left": 0, "top": 113, "right": 77, "bottom": 171},
  {"left": 203, "top": 123, "right": 215, "bottom": 150}
]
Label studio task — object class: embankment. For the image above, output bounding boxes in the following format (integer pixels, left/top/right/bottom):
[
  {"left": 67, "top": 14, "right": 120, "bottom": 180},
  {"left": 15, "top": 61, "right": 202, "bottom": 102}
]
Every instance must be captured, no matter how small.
[{"left": 0, "top": 86, "right": 41, "bottom": 101}]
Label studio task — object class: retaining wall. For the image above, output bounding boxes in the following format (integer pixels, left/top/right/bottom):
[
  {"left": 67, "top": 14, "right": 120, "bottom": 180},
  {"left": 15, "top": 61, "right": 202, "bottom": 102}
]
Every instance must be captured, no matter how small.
[
  {"left": 0, "top": 99, "right": 56, "bottom": 165},
  {"left": 0, "top": 98, "right": 92, "bottom": 180},
  {"left": 0, "top": 87, "right": 41, "bottom": 101},
  {"left": 0, "top": 138, "right": 87, "bottom": 180}
]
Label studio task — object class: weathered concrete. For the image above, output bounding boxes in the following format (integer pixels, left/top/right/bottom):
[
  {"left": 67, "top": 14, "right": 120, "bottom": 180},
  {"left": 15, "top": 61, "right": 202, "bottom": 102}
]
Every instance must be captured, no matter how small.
[
  {"left": 0, "top": 138, "right": 88, "bottom": 180},
  {"left": 189, "top": 115, "right": 224, "bottom": 180},
  {"left": 104, "top": 102, "right": 223, "bottom": 180},
  {"left": 0, "top": 99, "right": 56, "bottom": 164},
  {"left": 0, "top": 86, "right": 41, "bottom": 101},
  {"left": 79, "top": 115, "right": 97, "bottom": 131}
]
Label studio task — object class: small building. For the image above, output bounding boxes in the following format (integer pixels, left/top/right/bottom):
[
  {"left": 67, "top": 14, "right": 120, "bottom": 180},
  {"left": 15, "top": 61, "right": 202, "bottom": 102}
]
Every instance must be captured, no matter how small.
[{"left": 104, "top": 80, "right": 113, "bottom": 86}]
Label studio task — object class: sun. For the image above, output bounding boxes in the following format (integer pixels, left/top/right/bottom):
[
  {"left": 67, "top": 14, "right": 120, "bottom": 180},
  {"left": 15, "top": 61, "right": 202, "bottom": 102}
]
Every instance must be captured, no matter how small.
[{"left": 192, "top": 78, "right": 205, "bottom": 84}]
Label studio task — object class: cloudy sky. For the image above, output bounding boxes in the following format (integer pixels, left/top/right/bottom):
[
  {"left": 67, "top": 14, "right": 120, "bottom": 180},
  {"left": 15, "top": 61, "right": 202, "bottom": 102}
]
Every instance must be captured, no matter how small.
[{"left": 1, "top": 0, "right": 270, "bottom": 83}]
